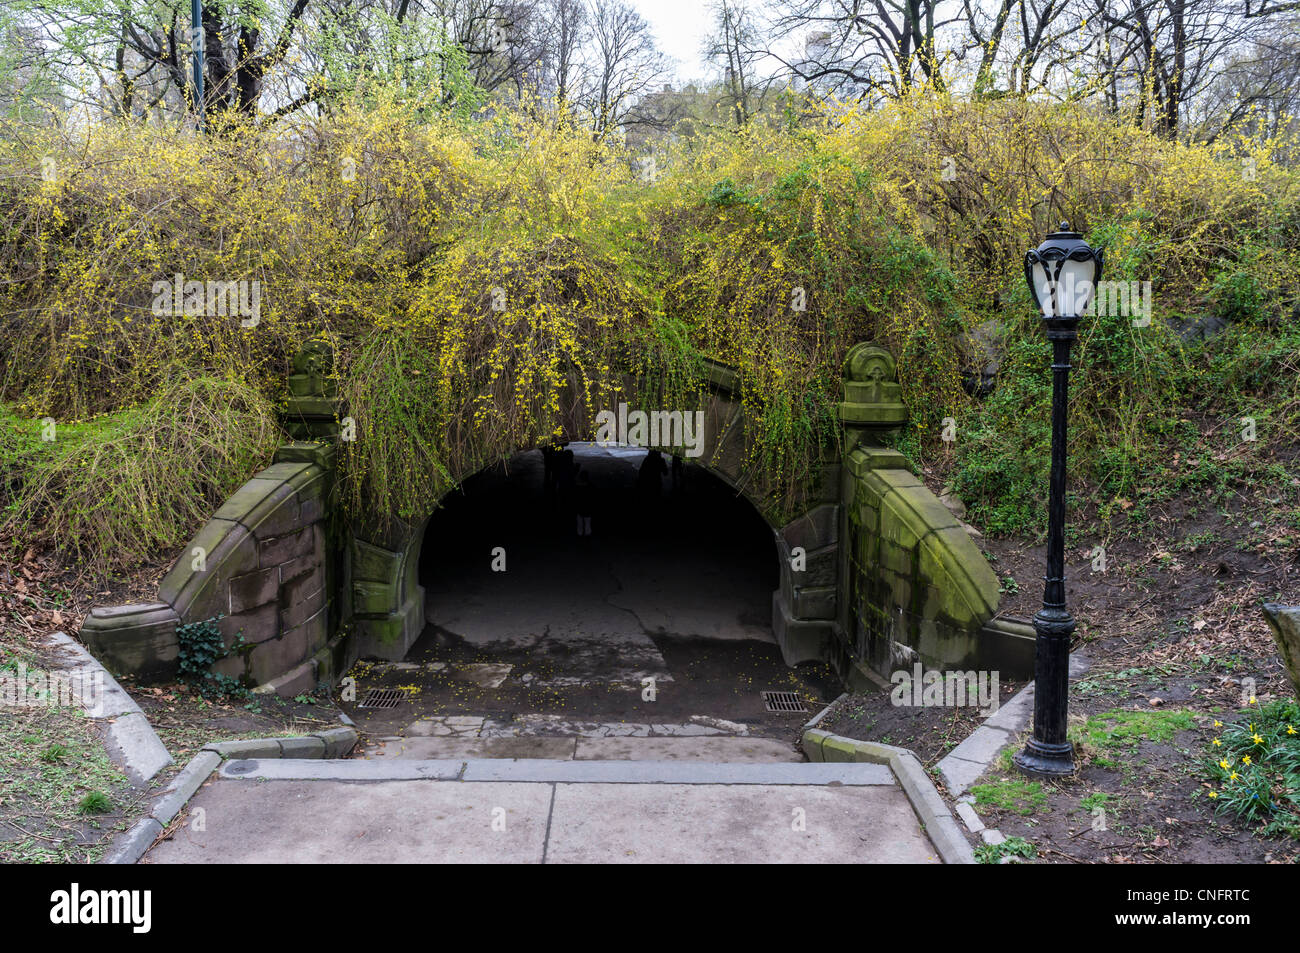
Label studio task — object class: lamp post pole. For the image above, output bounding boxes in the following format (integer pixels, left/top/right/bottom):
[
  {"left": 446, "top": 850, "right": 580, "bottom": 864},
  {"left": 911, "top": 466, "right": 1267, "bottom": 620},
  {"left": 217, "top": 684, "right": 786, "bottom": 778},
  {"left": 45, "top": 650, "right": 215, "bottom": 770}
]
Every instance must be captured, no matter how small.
[
  {"left": 1014, "top": 222, "right": 1102, "bottom": 779},
  {"left": 192, "top": 0, "right": 205, "bottom": 130},
  {"left": 1013, "top": 315, "right": 1078, "bottom": 777}
]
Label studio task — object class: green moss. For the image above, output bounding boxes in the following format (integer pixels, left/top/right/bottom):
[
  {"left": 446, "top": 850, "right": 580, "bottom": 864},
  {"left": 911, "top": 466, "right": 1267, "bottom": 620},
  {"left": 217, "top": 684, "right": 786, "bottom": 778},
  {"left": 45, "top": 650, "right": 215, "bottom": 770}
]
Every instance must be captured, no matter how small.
[
  {"left": 971, "top": 777, "right": 1049, "bottom": 815},
  {"left": 1078, "top": 708, "right": 1196, "bottom": 749}
]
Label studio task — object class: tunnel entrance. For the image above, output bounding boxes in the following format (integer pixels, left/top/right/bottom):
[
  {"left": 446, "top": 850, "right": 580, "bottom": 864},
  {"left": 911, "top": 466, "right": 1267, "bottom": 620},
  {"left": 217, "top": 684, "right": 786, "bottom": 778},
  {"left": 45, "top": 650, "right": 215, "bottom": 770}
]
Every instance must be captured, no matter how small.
[{"left": 343, "top": 443, "right": 840, "bottom": 743}]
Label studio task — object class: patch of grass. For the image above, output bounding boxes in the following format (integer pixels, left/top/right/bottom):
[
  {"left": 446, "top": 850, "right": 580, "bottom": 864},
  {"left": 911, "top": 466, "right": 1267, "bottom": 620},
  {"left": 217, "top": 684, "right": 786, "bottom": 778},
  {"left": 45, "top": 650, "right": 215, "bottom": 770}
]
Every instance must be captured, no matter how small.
[
  {"left": 1078, "top": 708, "right": 1195, "bottom": 747},
  {"left": 971, "top": 777, "right": 1049, "bottom": 815},
  {"left": 1075, "top": 664, "right": 1185, "bottom": 697},
  {"left": 40, "top": 743, "right": 69, "bottom": 763},
  {"left": 76, "top": 791, "right": 113, "bottom": 815},
  {"left": 1072, "top": 708, "right": 1196, "bottom": 771},
  {"left": 1180, "top": 529, "right": 1219, "bottom": 551},
  {"left": 0, "top": 703, "right": 137, "bottom": 862},
  {"left": 1080, "top": 791, "right": 1116, "bottom": 813}
]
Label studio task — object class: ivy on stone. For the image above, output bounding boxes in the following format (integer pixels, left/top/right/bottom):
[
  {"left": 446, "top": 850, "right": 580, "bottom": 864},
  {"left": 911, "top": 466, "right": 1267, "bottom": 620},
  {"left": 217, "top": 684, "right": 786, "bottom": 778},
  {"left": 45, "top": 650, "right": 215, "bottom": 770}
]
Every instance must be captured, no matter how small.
[{"left": 176, "top": 615, "right": 248, "bottom": 698}]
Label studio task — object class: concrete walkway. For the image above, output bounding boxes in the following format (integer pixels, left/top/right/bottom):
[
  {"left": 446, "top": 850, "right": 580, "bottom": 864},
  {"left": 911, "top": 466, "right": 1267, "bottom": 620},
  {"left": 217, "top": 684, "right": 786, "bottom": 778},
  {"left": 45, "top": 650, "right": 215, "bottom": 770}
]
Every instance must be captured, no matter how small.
[{"left": 144, "top": 759, "right": 940, "bottom": 864}]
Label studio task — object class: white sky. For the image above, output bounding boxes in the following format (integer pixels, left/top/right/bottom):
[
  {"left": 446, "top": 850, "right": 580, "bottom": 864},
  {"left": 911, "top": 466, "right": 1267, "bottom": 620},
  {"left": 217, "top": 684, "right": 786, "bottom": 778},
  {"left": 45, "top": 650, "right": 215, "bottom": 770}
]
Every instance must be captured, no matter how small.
[{"left": 631, "top": 0, "right": 716, "bottom": 84}]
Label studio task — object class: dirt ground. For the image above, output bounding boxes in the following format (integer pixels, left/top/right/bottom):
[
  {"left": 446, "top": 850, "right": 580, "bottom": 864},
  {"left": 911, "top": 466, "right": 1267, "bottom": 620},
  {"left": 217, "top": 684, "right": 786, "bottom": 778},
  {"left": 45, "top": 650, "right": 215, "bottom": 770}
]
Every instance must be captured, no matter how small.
[
  {"left": 817, "top": 678, "right": 1025, "bottom": 766},
  {"left": 925, "top": 458, "right": 1297, "bottom": 864}
]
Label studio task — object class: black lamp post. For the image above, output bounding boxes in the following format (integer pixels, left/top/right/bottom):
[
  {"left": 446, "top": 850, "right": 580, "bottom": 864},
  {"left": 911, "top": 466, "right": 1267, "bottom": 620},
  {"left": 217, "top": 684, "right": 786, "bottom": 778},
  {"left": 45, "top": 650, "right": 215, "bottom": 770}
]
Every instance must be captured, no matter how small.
[
  {"left": 191, "top": 0, "right": 204, "bottom": 129},
  {"left": 1013, "top": 222, "right": 1103, "bottom": 779}
]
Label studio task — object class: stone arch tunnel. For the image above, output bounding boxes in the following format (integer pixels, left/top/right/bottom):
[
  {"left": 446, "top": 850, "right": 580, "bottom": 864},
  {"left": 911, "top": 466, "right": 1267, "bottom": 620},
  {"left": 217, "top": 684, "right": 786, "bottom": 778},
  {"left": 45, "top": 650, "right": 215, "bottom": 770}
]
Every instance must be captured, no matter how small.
[
  {"left": 407, "top": 442, "right": 787, "bottom": 704},
  {"left": 80, "top": 343, "right": 1037, "bottom": 699}
]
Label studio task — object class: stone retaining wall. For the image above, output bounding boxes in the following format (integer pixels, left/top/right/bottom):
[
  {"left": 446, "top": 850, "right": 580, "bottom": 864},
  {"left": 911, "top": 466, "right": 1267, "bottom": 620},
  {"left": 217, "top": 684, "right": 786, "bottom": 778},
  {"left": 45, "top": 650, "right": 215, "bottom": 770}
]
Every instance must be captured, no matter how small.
[
  {"left": 833, "top": 442, "right": 1001, "bottom": 687},
  {"left": 81, "top": 441, "right": 345, "bottom": 696}
]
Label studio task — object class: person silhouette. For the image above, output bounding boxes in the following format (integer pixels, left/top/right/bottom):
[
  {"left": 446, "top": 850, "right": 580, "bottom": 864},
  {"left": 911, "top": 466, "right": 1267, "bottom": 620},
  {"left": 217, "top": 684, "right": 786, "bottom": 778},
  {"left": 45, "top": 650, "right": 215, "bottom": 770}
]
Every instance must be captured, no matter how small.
[
  {"left": 575, "top": 470, "right": 594, "bottom": 536},
  {"left": 553, "top": 446, "right": 576, "bottom": 511},
  {"left": 636, "top": 449, "right": 668, "bottom": 520}
]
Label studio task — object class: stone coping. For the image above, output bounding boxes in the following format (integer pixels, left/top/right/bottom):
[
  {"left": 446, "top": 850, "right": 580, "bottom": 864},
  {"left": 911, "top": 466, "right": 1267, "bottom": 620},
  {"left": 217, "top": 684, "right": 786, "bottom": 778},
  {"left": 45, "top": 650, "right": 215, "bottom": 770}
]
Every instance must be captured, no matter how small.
[
  {"left": 801, "top": 727, "right": 975, "bottom": 865},
  {"left": 44, "top": 632, "right": 172, "bottom": 785},
  {"left": 933, "top": 651, "right": 1091, "bottom": 796},
  {"left": 216, "top": 758, "right": 894, "bottom": 785},
  {"left": 800, "top": 651, "right": 1093, "bottom": 863}
]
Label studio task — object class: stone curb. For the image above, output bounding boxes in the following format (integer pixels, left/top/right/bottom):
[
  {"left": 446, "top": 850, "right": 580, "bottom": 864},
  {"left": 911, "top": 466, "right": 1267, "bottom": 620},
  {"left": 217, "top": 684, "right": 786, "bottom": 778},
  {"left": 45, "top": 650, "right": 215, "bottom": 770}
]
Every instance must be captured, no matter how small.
[
  {"left": 802, "top": 727, "right": 975, "bottom": 864},
  {"left": 102, "top": 724, "right": 358, "bottom": 864},
  {"left": 44, "top": 632, "right": 172, "bottom": 784},
  {"left": 933, "top": 652, "right": 1091, "bottom": 797},
  {"left": 802, "top": 693, "right": 847, "bottom": 732},
  {"left": 214, "top": 757, "right": 894, "bottom": 785}
]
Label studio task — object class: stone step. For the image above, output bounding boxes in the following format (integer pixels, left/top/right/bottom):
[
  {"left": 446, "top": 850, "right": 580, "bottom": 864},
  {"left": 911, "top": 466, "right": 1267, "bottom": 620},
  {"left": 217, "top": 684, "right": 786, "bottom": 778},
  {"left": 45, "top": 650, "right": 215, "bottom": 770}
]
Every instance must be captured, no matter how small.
[
  {"left": 392, "top": 714, "right": 753, "bottom": 739},
  {"left": 364, "top": 734, "right": 803, "bottom": 763}
]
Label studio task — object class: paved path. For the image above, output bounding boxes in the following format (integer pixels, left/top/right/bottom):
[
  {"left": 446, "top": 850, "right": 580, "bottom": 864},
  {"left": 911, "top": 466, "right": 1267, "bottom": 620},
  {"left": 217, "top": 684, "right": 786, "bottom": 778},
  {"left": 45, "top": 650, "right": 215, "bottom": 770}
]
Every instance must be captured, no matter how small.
[{"left": 144, "top": 759, "right": 940, "bottom": 864}]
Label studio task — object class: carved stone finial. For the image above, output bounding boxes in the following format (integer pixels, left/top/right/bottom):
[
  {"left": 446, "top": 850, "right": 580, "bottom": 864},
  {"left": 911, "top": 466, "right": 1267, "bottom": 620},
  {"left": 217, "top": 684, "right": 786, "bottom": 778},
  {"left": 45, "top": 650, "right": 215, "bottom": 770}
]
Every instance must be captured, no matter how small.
[
  {"left": 286, "top": 339, "right": 340, "bottom": 439},
  {"left": 292, "top": 339, "right": 334, "bottom": 380},
  {"left": 844, "top": 343, "right": 897, "bottom": 386},
  {"left": 838, "top": 343, "right": 907, "bottom": 436}
]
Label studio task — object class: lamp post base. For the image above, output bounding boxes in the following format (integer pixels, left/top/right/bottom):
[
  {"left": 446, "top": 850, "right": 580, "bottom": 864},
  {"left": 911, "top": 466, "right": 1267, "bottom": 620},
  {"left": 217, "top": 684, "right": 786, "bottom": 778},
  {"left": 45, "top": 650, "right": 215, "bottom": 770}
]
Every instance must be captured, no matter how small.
[{"left": 1013, "top": 739, "right": 1076, "bottom": 778}]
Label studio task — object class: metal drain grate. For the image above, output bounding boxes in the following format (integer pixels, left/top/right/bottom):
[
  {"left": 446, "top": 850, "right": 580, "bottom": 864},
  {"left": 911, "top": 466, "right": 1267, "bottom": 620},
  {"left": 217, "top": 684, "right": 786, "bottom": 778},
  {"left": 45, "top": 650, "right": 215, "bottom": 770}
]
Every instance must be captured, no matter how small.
[
  {"left": 762, "top": 690, "right": 808, "bottom": 713},
  {"left": 357, "top": 688, "right": 406, "bottom": 710}
]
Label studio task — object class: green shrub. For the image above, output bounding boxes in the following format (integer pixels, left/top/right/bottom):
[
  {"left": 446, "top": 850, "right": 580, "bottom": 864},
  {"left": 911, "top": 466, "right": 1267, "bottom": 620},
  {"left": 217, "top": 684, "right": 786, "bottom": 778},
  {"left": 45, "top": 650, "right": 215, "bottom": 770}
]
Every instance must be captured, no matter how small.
[
  {"left": 0, "top": 93, "right": 1295, "bottom": 543},
  {"left": 0, "top": 374, "right": 280, "bottom": 574}
]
